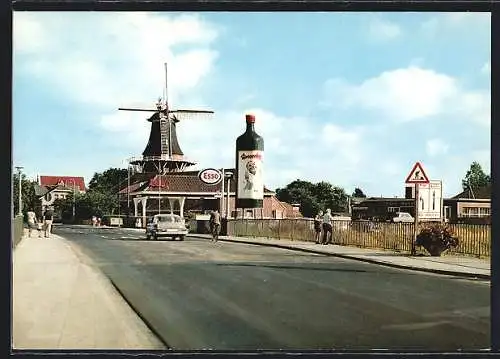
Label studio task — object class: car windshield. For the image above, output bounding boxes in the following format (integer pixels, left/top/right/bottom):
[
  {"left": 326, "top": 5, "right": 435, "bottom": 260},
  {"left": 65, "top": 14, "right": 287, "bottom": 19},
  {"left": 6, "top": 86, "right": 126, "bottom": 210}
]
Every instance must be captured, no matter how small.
[{"left": 155, "top": 215, "right": 183, "bottom": 223}]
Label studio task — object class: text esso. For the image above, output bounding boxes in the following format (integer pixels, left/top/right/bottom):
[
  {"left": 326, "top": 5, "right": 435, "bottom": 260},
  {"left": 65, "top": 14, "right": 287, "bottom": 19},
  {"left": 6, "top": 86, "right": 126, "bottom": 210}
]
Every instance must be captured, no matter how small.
[{"left": 198, "top": 168, "right": 222, "bottom": 185}]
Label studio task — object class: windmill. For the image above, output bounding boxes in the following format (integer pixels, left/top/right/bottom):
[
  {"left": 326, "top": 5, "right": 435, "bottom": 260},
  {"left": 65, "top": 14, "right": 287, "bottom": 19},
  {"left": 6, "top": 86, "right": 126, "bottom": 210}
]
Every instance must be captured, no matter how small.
[{"left": 119, "top": 63, "right": 214, "bottom": 174}]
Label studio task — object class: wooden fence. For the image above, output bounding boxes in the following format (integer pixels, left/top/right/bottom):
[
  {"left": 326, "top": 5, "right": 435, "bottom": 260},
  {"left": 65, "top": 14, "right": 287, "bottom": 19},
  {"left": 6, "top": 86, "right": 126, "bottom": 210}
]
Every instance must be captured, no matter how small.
[{"left": 226, "top": 219, "right": 491, "bottom": 258}]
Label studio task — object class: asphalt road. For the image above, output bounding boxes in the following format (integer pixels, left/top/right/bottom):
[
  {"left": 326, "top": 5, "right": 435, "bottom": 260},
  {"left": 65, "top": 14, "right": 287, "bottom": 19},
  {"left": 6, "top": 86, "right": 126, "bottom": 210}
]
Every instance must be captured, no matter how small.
[{"left": 54, "top": 225, "right": 490, "bottom": 351}]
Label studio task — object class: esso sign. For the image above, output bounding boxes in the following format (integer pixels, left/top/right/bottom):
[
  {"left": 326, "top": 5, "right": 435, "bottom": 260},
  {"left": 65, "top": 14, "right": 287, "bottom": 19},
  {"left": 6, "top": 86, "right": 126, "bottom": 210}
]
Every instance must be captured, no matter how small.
[{"left": 198, "top": 168, "right": 222, "bottom": 185}]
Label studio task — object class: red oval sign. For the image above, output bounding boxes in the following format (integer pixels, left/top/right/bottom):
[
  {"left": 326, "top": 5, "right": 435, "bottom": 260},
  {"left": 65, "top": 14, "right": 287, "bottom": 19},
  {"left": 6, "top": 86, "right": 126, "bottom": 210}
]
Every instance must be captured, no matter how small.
[{"left": 198, "top": 168, "right": 222, "bottom": 185}]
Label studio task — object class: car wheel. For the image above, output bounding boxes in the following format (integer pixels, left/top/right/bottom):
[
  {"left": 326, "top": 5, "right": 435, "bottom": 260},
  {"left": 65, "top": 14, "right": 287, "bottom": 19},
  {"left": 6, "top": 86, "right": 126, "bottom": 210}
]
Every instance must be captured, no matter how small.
[
  {"left": 179, "top": 235, "right": 185, "bottom": 241},
  {"left": 146, "top": 234, "right": 151, "bottom": 240}
]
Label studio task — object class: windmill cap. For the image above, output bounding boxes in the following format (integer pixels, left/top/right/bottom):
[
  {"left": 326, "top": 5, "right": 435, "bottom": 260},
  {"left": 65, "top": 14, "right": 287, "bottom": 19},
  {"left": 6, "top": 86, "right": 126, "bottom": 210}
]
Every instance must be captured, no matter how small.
[{"left": 245, "top": 114, "right": 256, "bottom": 123}]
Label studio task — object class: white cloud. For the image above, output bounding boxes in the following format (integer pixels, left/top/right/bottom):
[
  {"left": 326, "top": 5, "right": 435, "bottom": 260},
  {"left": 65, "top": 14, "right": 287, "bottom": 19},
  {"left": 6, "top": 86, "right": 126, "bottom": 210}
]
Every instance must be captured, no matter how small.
[
  {"left": 324, "top": 66, "right": 458, "bottom": 122},
  {"left": 321, "top": 124, "right": 363, "bottom": 164},
  {"left": 426, "top": 138, "right": 449, "bottom": 157},
  {"left": 323, "top": 65, "right": 490, "bottom": 126},
  {"left": 13, "top": 12, "right": 221, "bottom": 111},
  {"left": 367, "top": 18, "right": 402, "bottom": 42}
]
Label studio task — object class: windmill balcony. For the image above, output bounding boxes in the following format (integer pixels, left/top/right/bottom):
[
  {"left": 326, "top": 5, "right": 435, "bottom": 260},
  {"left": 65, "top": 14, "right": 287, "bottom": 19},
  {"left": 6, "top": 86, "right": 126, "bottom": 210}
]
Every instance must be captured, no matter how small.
[{"left": 130, "top": 155, "right": 195, "bottom": 163}]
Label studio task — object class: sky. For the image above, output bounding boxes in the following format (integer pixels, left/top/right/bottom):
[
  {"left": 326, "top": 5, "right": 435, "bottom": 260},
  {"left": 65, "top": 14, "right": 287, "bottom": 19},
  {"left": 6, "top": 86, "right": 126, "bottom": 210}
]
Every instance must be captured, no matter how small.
[{"left": 12, "top": 11, "right": 491, "bottom": 198}]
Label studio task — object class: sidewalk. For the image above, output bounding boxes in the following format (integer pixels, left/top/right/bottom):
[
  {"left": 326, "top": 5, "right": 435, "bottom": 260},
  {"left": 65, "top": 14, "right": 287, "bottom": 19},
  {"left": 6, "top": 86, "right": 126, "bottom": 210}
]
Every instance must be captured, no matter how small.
[
  {"left": 189, "top": 234, "right": 491, "bottom": 280},
  {"left": 12, "top": 229, "right": 166, "bottom": 350}
]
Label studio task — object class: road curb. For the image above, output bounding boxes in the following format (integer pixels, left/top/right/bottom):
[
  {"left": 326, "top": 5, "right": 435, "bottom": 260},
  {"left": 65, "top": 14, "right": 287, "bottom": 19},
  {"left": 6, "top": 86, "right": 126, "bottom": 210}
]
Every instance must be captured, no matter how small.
[{"left": 188, "top": 235, "right": 490, "bottom": 280}]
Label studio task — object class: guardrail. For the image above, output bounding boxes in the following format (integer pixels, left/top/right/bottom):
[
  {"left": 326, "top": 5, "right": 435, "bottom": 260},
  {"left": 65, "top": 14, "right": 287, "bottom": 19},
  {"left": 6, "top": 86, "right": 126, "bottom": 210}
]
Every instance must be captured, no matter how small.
[
  {"left": 226, "top": 219, "right": 491, "bottom": 258},
  {"left": 12, "top": 215, "right": 24, "bottom": 249}
]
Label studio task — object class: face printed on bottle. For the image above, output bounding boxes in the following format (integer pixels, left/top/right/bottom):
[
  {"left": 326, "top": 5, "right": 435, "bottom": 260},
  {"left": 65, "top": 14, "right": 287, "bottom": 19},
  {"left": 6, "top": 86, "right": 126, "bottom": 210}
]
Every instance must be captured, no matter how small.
[{"left": 238, "top": 150, "right": 264, "bottom": 199}]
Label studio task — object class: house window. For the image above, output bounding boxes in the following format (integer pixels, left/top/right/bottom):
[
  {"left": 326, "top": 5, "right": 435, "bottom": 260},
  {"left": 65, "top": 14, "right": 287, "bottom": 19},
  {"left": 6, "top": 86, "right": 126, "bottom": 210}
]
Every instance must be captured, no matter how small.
[
  {"left": 462, "top": 207, "right": 480, "bottom": 217},
  {"left": 479, "top": 207, "right": 490, "bottom": 217},
  {"left": 272, "top": 210, "right": 283, "bottom": 219},
  {"left": 444, "top": 206, "right": 451, "bottom": 219}
]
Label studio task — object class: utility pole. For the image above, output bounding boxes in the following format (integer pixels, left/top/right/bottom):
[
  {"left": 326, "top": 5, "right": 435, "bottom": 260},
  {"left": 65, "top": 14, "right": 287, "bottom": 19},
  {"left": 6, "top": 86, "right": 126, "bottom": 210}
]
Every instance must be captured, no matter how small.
[
  {"left": 127, "top": 161, "right": 131, "bottom": 216},
  {"left": 15, "top": 166, "right": 23, "bottom": 216},
  {"left": 221, "top": 168, "right": 225, "bottom": 216},
  {"left": 70, "top": 180, "right": 76, "bottom": 221},
  {"left": 118, "top": 176, "right": 121, "bottom": 227},
  {"left": 225, "top": 171, "right": 233, "bottom": 219}
]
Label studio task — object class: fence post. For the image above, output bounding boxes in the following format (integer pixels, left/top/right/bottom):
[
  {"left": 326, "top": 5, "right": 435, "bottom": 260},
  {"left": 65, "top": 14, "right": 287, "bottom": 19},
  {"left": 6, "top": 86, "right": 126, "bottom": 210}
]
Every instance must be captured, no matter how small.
[{"left": 278, "top": 219, "right": 281, "bottom": 240}]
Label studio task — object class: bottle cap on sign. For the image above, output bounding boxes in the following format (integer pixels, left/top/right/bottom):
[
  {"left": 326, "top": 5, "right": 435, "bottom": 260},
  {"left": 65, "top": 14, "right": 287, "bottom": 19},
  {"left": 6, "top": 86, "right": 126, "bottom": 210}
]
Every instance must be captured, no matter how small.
[{"left": 245, "top": 114, "right": 255, "bottom": 123}]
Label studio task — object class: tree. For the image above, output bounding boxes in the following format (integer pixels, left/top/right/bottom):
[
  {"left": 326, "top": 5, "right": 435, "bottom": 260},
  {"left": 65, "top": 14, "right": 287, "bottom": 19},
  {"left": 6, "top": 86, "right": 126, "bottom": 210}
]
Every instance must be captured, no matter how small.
[
  {"left": 88, "top": 168, "right": 128, "bottom": 194},
  {"left": 275, "top": 179, "right": 349, "bottom": 218},
  {"left": 352, "top": 188, "right": 366, "bottom": 198},
  {"left": 461, "top": 161, "right": 490, "bottom": 191},
  {"left": 12, "top": 173, "right": 38, "bottom": 218},
  {"left": 87, "top": 167, "right": 128, "bottom": 216}
]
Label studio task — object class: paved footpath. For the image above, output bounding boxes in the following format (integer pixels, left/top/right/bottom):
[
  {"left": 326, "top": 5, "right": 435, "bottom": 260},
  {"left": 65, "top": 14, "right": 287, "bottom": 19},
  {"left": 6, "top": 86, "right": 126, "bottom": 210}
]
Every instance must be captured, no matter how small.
[
  {"left": 189, "top": 234, "right": 491, "bottom": 280},
  {"left": 12, "top": 229, "right": 166, "bottom": 350}
]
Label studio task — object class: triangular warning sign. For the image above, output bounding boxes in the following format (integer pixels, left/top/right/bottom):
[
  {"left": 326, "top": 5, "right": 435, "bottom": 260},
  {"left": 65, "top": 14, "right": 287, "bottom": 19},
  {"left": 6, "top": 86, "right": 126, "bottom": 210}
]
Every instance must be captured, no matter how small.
[{"left": 405, "top": 162, "right": 430, "bottom": 184}]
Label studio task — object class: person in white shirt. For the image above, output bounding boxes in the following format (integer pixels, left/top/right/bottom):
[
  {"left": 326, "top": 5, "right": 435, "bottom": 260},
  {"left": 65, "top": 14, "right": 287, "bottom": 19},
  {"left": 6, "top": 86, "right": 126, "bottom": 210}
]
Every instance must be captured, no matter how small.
[
  {"left": 26, "top": 209, "right": 41, "bottom": 238},
  {"left": 321, "top": 208, "right": 333, "bottom": 245}
]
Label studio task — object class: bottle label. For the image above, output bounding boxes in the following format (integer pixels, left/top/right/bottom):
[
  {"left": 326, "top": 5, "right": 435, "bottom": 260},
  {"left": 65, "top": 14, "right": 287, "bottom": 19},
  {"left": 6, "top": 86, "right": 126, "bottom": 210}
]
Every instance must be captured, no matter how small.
[{"left": 237, "top": 150, "right": 264, "bottom": 200}]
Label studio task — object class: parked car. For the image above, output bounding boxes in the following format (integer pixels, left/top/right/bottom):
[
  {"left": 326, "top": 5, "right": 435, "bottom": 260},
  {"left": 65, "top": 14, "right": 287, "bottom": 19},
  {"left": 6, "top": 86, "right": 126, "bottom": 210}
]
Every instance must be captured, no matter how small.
[
  {"left": 146, "top": 214, "right": 188, "bottom": 241},
  {"left": 391, "top": 212, "right": 414, "bottom": 223}
]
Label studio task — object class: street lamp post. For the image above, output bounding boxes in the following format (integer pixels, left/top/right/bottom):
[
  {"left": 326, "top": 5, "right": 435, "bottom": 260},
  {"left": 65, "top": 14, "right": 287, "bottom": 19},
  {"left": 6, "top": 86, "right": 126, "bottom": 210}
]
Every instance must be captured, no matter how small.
[
  {"left": 127, "top": 161, "right": 131, "bottom": 216},
  {"left": 15, "top": 166, "right": 23, "bottom": 216},
  {"left": 224, "top": 171, "right": 234, "bottom": 219},
  {"left": 67, "top": 179, "right": 76, "bottom": 221}
]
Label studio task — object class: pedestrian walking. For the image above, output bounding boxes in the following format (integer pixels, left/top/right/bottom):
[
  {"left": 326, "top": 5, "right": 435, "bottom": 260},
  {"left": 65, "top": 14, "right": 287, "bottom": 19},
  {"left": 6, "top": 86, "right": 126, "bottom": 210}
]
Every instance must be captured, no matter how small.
[
  {"left": 209, "top": 210, "right": 221, "bottom": 241},
  {"left": 92, "top": 216, "right": 97, "bottom": 227},
  {"left": 26, "top": 209, "right": 41, "bottom": 238},
  {"left": 322, "top": 208, "right": 333, "bottom": 245},
  {"left": 314, "top": 210, "right": 323, "bottom": 244},
  {"left": 43, "top": 207, "right": 54, "bottom": 238}
]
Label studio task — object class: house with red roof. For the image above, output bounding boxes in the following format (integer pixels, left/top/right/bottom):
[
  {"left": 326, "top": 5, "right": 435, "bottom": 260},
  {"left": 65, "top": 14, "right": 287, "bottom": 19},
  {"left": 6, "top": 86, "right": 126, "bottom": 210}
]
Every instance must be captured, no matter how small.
[{"left": 37, "top": 175, "right": 87, "bottom": 210}]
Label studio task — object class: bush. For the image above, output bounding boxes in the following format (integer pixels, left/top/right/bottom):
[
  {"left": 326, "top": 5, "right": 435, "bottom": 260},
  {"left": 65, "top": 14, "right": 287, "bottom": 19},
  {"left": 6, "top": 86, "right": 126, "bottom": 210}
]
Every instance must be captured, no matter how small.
[{"left": 416, "top": 223, "right": 459, "bottom": 255}]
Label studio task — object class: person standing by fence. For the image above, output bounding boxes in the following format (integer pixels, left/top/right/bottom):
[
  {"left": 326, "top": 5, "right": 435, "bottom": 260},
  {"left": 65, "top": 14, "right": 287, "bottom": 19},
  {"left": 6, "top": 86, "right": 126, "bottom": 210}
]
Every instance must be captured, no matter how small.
[
  {"left": 43, "top": 207, "right": 54, "bottom": 238},
  {"left": 314, "top": 210, "right": 323, "bottom": 244},
  {"left": 322, "top": 208, "right": 333, "bottom": 245}
]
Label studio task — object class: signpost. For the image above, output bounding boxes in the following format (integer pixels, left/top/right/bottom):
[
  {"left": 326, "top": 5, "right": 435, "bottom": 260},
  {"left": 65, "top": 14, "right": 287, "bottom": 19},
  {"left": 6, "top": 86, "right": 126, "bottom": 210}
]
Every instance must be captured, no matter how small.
[
  {"left": 417, "top": 180, "right": 443, "bottom": 221},
  {"left": 405, "top": 162, "right": 430, "bottom": 255}
]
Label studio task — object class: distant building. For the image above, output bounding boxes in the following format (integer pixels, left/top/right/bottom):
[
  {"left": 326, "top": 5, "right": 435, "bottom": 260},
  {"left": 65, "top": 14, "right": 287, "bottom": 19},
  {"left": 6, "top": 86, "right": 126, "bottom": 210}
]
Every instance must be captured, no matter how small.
[
  {"left": 443, "top": 184, "right": 491, "bottom": 223},
  {"left": 351, "top": 197, "right": 414, "bottom": 221},
  {"left": 351, "top": 184, "right": 491, "bottom": 224},
  {"left": 36, "top": 175, "right": 86, "bottom": 210}
]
